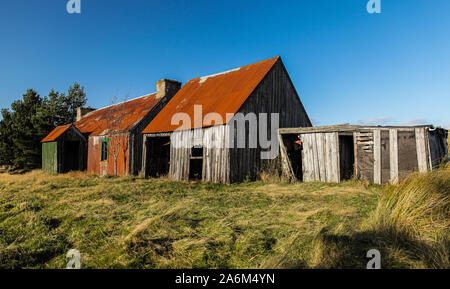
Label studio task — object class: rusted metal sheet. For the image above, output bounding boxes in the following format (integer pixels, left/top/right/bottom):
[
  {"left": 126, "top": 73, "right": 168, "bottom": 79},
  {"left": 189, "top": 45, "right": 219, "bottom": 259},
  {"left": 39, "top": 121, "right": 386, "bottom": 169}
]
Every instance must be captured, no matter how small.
[
  {"left": 75, "top": 93, "right": 160, "bottom": 136},
  {"left": 41, "top": 124, "right": 72, "bottom": 143},
  {"left": 142, "top": 57, "right": 280, "bottom": 133},
  {"left": 42, "top": 93, "right": 161, "bottom": 142},
  {"left": 87, "top": 134, "right": 130, "bottom": 176}
]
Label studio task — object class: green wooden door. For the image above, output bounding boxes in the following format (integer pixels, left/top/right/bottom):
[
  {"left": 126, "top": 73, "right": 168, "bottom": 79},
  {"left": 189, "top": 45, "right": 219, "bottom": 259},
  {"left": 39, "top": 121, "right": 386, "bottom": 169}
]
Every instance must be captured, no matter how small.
[{"left": 42, "top": 142, "right": 58, "bottom": 173}]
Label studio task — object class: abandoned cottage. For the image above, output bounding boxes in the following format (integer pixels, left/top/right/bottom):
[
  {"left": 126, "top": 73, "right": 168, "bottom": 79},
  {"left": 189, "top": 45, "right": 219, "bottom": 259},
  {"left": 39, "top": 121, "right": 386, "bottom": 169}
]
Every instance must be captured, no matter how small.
[
  {"left": 41, "top": 79, "right": 181, "bottom": 176},
  {"left": 141, "top": 56, "right": 312, "bottom": 183}
]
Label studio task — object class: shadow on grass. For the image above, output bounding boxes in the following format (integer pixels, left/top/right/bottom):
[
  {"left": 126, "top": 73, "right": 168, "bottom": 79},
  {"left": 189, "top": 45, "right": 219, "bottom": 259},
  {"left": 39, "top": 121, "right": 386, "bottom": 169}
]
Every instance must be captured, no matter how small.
[{"left": 312, "top": 226, "right": 449, "bottom": 269}]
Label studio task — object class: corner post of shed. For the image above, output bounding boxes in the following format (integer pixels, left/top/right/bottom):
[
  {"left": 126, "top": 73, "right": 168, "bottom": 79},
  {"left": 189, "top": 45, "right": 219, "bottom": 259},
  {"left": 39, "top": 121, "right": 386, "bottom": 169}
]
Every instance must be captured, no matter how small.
[{"left": 141, "top": 134, "right": 148, "bottom": 178}]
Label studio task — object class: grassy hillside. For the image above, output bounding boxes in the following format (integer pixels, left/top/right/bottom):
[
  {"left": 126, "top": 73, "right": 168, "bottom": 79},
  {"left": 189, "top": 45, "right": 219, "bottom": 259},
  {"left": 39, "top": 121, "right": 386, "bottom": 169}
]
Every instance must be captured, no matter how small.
[{"left": 0, "top": 169, "right": 448, "bottom": 269}]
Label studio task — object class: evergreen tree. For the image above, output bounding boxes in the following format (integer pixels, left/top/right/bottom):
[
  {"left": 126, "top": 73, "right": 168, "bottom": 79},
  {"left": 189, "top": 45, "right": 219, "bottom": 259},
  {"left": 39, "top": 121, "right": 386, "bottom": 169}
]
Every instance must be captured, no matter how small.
[
  {"left": 0, "top": 83, "right": 87, "bottom": 170},
  {"left": 10, "top": 89, "right": 42, "bottom": 169},
  {"left": 64, "top": 82, "right": 87, "bottom": 123},
  {"left": 0, "top": 109, "right": 14, "bottom": 166}
]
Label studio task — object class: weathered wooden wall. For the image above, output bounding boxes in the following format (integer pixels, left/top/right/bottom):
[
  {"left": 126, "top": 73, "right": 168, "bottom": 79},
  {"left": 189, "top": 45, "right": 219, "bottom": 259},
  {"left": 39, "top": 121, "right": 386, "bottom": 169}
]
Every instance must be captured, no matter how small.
[
  {"left": 58, "top": 128, "right": 87, "bottom": 173},
  {"left": 168, "top": 126, "right": 231, "bottom": 183},
  {"left": 228, "top": 58, "right": 312, "bottom": 183},
  {"left": 428, "top": 128, "right": 448, "bottom": 168},
  {"left": 398, "top": 130, "right": 418, "bottom": 180},
  {"left": 169, "top": 130, "right": 192, "bottom": 181},
  {"left": 364, "top": 127, "right": 447, "bottom": 184},
  {"left": 280, "top": 126, "right": 447, "bottom": 185},
  {"left": 42, "top": 127, "right": 87, "bottom": 174},
  {"left": 299, "top": 132, "right": 340, "bottom": 182},
  {"left": 202, "top": 125, "right": 230, "bottom": 183},
  {"left": 130, "top": 92, "right": 176, "bottom": 176},
  {"left": 380, "top": 130, "right": 391, "bottom": 184},
  {"left": 355, "top": 130, "right": 374, "bottom": 182}
]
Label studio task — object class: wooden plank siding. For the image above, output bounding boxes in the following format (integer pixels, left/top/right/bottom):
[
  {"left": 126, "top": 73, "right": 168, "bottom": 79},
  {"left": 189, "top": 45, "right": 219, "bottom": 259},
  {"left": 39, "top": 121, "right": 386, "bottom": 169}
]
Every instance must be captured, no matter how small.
[
  {"left": 415, "top": 127, "right": 428, "bottom": 172},
  {"left": 130, "top": 93, "right": 175, "bottom": 176},
  {"left": 373, "top": 129, "right": 381, "bottom": 184},
  {"left": 300, "top": 132, "right": 339, "bottom": 183},
  {"left": 169, "top": 130, "right": 192, "bottom": 181},
  {"left": 389, "top": 129, "right": 399, "bottom": 183},
  {"left": 356, "top": 131, "right": 374, "bottom": 182},
  {"left": 167, "top": 126, "right": 231, "bottom": 183},
  {"left": 228, "top": 58, "right": 311, "bottom": 183},
  {"left": 42, "top": 142, "right": 58, "bottom": 173},
  {"left": 202, "top": 125, "right": 230, "bottom": 183},
  {"left": 279, "top": 125, "right": 447, "bottom": 184}
]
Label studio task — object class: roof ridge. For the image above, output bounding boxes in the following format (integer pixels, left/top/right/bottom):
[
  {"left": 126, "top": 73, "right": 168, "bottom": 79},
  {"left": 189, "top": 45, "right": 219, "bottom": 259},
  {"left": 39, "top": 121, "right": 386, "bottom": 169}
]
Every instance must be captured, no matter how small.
[
  {"left": 84, "top": 92, "right": 157, "bottom": 117},
  {"left": 189, "top": 56, "right": 280, "bottom": 83}
]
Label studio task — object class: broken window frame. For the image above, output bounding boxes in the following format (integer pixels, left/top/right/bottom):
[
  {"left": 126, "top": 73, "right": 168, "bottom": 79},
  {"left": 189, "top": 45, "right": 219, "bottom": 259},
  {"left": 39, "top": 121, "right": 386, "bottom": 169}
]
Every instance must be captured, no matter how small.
[{"left": 100, "top": 138, "right": 109, "bottom": 162}]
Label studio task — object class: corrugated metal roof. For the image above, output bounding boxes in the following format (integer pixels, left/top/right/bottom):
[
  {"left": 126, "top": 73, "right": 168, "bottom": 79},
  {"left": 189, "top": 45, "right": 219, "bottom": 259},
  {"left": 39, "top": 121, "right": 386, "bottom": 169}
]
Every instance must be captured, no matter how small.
[
  {"left": 41, "top": 124, "right": 72, "bottom": 143},
  {"left": 42, "top": 93, "right": 160, "bottom": 142},
  {"left": 74, "top": 93, "right": 160, "bottom": 136},
  {"left": 142, "top": 56, "right": 280, "bottom": 133}
]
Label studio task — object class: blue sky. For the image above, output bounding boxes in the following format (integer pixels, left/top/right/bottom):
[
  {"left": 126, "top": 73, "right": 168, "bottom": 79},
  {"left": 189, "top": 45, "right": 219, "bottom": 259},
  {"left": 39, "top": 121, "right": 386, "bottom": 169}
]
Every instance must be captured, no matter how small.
[{"left": 0, "top": 0, "right": 449, "bottom": 128}]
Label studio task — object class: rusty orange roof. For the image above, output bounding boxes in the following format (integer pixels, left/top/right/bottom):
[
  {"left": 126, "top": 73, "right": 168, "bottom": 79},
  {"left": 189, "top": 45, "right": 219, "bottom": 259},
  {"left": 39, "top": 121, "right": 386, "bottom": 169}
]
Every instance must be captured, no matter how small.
[
  {"left": 74, "top": 93, "right": 160, "bottom": 136},
  {"left": 41, "top": 124, "right": 73, "bottom": 143},
  {"left": 42, "top": 93, "right": 161, "bottom": 142},
  {"left": 142, "top": 56, "right": 280, "bottom": 133}
]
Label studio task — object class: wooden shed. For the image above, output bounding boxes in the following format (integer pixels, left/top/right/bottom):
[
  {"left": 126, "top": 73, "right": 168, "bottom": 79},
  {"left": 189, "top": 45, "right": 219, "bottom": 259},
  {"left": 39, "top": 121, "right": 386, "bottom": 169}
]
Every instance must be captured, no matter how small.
[
  {"left": 41, "top": 79, "right": 180, "bottom": 176},
  {"left": 142, "top": 57, "right": 312, "bottom": 183},
  {"left": 41, "top": 124, "right": 87, "bottom": 173},
  {"left": 278, "top": 125, "right": 448, "bottom": 184}
]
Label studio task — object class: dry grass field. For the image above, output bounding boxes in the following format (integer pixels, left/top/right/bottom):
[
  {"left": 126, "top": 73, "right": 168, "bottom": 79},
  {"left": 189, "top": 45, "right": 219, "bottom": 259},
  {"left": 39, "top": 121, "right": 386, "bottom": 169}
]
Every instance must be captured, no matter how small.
[{"left": 0, "top": 167, "right": 448, "bottom": 269}]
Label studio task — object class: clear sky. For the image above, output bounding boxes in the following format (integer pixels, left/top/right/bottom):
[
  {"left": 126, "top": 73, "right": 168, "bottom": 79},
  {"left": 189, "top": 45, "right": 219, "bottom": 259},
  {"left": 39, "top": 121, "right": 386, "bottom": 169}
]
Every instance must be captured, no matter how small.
[{"left": 0, "top": 0, "right": 449, "bottom": 128}]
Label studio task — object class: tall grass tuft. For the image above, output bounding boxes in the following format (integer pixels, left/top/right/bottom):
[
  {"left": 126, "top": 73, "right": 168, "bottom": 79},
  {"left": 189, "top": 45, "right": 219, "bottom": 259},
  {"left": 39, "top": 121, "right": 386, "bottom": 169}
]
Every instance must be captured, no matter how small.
[{"left": 365, "top": 167, "right": 450, "bottom": 268}]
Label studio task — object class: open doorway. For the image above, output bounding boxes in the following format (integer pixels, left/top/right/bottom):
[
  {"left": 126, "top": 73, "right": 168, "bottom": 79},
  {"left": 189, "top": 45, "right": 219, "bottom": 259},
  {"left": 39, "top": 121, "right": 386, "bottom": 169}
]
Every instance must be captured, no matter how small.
[
  {"left": 189, "top": 145, "right": 203, "bottom": 180},
  {"left": 339, "top": 134, "right": 355, "bottom": 180},
  {"left": 146, "top": 137, "right": 170, "bottom": 177},
  {"left": 281, "top": 134, "right": 303, "bottom": 180},
  {"left": 63, "top": 141, "right": 80, "bottom": 172}
]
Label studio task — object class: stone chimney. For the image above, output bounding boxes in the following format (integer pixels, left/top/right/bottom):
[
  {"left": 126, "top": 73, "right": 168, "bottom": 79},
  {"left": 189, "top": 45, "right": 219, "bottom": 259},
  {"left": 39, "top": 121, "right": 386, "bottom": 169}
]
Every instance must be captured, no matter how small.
[
  {"left": 156, "top": 79, "right": 181, "bottom": 100},
  {"left": 76, "top": 106, "right": 96, "bottom": 122}
]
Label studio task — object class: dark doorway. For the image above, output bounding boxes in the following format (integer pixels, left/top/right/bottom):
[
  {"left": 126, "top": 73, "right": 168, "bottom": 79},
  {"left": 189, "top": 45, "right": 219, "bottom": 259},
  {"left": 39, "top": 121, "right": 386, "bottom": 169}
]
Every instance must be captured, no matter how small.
[
  {"left": 189, "top": 145, "right": 203, "bottom": 180},
  {"left": 64, "top": 141, "right": 80, "bottom": 172},
  {"left": 339, "top": 135, "right": 355, "bottom": 180},
  {"left": 146, "top": 137, "right": 170, "bottom": 177},
  {"left": 282, "top": 134, "right": 303, "bottom": 180}
]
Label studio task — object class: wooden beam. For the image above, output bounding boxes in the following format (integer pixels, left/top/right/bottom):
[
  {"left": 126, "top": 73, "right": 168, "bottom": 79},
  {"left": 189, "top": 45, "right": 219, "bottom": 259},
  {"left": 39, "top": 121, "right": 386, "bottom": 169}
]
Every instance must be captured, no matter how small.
[
  {"left": 302, "top": 134, "right": 313, "bottom": 182},
  {"left": 316, "top": 133, "right": 327, "bottom": 182},
  {"left": 141, "top": 135, "right": 148, "bottom": 178},
  {"left": 353, "top": 132, "right": 358, "bottom": 179},
  {"left": 373, "top": 129, "right": 381, "bottom": 184},
  {"left": 335, "top": 132, "right": 340, "bottom": 183},
  {"left": 415, "top": 127, "right": 428, "bottom": 173},
  {"left": 278, "top": 133, "right": 296, "bottom": 182},
  {"left": 324, "top": 132, "right": 339, "bottom": 183},
  {"left": 311, "top": 133, "right": 320, "bottom": 181},
  {"left": 389, "top": 129, "right": 399, "bottom": 184}
]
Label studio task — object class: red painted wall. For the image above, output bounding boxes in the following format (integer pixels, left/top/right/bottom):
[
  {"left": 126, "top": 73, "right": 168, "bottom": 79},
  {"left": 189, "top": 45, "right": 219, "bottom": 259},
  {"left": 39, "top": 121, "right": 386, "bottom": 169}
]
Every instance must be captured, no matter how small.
[{"left": 87, "top": 134, "right": 130, "bottom": 176}]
